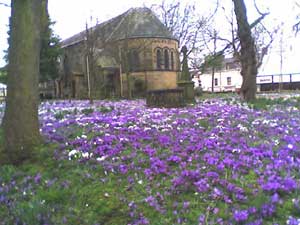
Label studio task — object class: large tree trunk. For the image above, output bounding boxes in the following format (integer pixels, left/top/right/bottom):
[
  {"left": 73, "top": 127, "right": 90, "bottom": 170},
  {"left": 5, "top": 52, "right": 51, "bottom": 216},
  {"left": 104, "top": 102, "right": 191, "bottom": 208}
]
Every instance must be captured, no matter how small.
[
  {"left": 2, "top": 0, "right": 47, "bottom": 165},
  {"left": 232, "top": 0, "right": 257, "bottom": 101}
]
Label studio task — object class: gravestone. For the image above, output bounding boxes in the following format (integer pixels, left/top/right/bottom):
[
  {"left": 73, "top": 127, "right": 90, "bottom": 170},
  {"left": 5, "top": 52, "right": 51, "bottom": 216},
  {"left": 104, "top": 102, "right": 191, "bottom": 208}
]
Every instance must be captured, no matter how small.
[
  {"left": 177, "top": 46, "right": 195, "bottom": 103},
  {"left": 146, "top": 88, "right": 185, "bottom": 108}
]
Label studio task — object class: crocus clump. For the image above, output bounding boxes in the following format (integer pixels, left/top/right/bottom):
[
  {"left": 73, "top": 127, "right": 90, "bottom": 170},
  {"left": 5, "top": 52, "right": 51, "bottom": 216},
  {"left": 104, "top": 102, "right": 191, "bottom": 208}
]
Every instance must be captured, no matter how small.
[{"left": 1, "top": 97, "right": 300, "bottom": 224}]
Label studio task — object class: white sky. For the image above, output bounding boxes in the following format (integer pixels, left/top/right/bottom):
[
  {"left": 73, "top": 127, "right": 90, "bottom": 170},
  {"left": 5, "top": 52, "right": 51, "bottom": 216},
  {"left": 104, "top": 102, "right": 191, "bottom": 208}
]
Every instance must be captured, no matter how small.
[{"left": 0, "top": 0, "right": 299, "bottom": 74}]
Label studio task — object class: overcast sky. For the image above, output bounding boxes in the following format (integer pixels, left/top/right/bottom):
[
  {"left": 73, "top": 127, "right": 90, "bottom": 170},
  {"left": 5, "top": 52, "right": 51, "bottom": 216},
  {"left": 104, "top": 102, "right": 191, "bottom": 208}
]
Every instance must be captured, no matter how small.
[{"left": 0, "top": 0, "right": 299, "bottom": 74}]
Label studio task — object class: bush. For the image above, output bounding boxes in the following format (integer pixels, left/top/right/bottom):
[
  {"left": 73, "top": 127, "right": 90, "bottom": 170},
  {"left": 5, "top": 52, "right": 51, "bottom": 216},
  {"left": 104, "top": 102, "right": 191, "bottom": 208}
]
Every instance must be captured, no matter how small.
[
  {"left": 54, "top": 110, "right": 73, "bottom": 120},
  {"left": 97, "top": 106, "right": 114, "bottom": 113},
  {"left": 133, "top": 79, "right": 146, "bottom": 97},
  {"left": 194, "top": 86, "right": 203, "bottom": 96},
  {"left": 81, "top": 107, "right": 94, "bottom": 115}
]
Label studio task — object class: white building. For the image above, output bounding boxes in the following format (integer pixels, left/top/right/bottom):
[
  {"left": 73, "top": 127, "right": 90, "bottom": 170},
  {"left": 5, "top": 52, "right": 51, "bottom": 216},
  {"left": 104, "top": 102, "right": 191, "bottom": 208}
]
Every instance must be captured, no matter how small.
[
  {"left": 0, "top": 83, "right": 6, "bottom": 99},
  {"left": 197, "top": 58, "right": 242, "bottom": 92},
  {"left": 194, "top": 53, "right": 300, "bottom": 93}
]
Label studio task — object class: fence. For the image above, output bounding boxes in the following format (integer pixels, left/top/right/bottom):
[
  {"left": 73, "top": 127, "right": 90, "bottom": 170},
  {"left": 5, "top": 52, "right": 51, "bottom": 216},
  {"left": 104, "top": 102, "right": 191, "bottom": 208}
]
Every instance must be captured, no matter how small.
[{"left": 257, "top": 73, "right": 300, "bottom": 91}]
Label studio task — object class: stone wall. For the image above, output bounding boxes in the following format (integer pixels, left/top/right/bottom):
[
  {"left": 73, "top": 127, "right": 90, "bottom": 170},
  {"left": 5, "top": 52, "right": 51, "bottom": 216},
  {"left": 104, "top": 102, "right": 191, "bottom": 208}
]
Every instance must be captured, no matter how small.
[
  {"left": 151, "top": 38, "right": 180, "bottom": 71},
  {"left": 118, "top": 37, "right": 180, "bottom": 71},
  {"left": 119, "top": 37, "right": 180, "bottom": 97},
  {"left": 146, "top": 88, "right": 185, "bottom": 108},
  {"left": 121, "top": 71, "right": 178, "bottom": 97},
  {"left": 63, "top": 42, "right": 86, "bottom": 74}
]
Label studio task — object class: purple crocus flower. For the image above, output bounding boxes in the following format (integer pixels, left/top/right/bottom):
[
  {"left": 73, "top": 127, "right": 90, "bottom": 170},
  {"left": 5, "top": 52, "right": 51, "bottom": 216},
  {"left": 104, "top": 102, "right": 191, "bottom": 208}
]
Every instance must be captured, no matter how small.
[
  {"left": 233, "top": 209, "right": 249, "bottom": 222},
  {"left": 34, "top": 173, "right": 42, "bottom": 184}
]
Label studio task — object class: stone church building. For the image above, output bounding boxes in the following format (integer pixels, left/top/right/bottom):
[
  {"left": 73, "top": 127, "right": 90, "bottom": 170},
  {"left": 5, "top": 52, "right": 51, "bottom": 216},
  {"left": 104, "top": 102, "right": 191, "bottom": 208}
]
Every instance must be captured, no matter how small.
[{"left": 57, "top": 7, "right": 180, "bottom": 99}]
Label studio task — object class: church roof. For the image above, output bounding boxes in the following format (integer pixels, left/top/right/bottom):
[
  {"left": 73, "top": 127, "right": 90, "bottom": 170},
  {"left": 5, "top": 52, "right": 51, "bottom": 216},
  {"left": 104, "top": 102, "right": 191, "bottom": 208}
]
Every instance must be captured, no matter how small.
[{"left": 61, "top": 7, "right": 177, "bottom": 48}]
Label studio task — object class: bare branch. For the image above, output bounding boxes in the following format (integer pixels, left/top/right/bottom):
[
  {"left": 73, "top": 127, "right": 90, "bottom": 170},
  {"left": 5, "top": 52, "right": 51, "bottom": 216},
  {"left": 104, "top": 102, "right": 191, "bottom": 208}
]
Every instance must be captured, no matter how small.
[
  {"left": 253, "top": 0, "right": 267, "bottom": 16},
  {"left": 0, "top": 2, "right": 10, "bottom": 7},
  {"left": 216, "top": 10, "right": 270, "bottom": 57},
  {"left": 152, "top": 1, "right": 207, "bottom": 62},
  {"left": 294, "top": 21, "right": 300, "bottom": 34},
  {"left": 250, "top": 12, "right": 269, "bottom": 29},
  {"left": 206, "top": 0, "right": 219, "bottom": 23},
  {"left": 294, "top": 1, "right": 300, "bottom": 34}
]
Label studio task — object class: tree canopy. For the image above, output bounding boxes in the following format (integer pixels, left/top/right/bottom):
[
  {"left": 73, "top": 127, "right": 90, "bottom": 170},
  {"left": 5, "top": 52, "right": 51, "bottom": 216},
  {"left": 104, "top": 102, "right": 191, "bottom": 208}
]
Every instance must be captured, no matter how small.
[
  {"left": 0, "top": 66, "right": 7, "bottom": 84},
  {"left": 39, "top": 20, "right": 62, "bottom": 82}
]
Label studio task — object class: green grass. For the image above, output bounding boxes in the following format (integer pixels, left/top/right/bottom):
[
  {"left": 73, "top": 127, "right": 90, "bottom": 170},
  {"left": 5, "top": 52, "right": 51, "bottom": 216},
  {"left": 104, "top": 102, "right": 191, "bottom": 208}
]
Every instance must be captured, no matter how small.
[
  {"left": 1, "top": 95, "right": 300, "bottom": 224},
  {"left": 198, "top": 92, "right": 237, "bottom": 100},
  {"left": 248, "top": 96, "right": 300, "bottom": 110},
  {"left": 0, "top": 143, "right": 210, "bottom": 224},
  {"left": 0, "top": 141, "right": 295, "bottom": 224},
  {"left": 0, "top": 149, "right": 132, "bottom": 224}
]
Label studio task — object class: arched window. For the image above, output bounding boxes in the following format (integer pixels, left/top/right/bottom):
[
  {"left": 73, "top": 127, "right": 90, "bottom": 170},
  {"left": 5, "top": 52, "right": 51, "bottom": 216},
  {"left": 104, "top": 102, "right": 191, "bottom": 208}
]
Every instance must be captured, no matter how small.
[
  {"left": 164, "top": 49, "right": 169, "bottom": 70},
  {"left": 171, "top": 51, "right": 174, "bottom": 70},
  {"left": 156, "top": 49, "right": 162, "bottom": 69}
]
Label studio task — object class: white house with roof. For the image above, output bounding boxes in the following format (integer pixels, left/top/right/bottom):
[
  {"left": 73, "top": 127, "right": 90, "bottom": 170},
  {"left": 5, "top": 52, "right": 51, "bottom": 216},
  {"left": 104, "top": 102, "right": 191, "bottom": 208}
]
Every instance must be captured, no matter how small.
[
  {"left": 195, "top": 55, "right": 300, "bottom": 93},
  {"left": 196, "top": 57, "right": 242, "bottom": 92}
]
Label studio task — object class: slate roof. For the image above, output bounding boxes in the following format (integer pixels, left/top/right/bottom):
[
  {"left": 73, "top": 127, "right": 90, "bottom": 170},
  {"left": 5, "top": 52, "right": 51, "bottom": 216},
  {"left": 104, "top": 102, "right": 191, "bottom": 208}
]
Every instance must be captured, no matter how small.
[{"left": 61, "top": 7, "right": 177, "bottom": 48}]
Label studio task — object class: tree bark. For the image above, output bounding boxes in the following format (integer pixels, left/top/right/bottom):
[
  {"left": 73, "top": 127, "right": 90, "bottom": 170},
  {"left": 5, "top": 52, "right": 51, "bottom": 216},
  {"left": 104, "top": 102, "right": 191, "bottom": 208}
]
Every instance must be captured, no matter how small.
[
  {"left": 211, "top": 67, "right": 215, "bottom": 93},
  {"left": 232, "top": 0, "right": 257, "bottom": 101},
  {"left": 2, "top": 0, "right": 47, "bottom": 165}
]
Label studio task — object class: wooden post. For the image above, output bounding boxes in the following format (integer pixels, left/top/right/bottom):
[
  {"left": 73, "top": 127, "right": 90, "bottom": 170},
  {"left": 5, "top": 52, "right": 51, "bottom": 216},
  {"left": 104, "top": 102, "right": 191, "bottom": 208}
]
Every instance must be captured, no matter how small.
[
  {"left": 86, "top": 56, "right": 91, "bottom": 100},
  {"left": 118, "top": 46, "right": 123, "bottom": 98}
]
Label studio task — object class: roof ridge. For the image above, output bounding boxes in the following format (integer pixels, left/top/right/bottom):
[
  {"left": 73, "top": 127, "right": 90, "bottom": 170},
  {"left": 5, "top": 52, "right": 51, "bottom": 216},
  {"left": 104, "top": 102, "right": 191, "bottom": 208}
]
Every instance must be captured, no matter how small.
[
  {"left": 61, "top": 8, "right": 134, "bottom": 47},
  {"left": 61, "top": 7, "right": 177, "bottom": 48},
  {"left": 105, "top": 8, "right": 134, "bottom": 42}
]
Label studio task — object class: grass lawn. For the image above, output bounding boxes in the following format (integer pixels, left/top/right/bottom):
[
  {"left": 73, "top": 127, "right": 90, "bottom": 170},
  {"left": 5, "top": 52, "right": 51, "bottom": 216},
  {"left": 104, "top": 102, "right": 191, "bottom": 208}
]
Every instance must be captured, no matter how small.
[{"left": 1, "top": 97, "right": 300, "bottom": 224}]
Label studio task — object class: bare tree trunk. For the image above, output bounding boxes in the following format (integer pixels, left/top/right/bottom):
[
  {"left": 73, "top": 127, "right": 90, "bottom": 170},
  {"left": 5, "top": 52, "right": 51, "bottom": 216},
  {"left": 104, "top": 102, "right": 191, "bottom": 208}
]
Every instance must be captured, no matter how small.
[
  {"left": 126, "top": 72, "right": 132, "bottom": 99},
  {"left": 211, "top": 32, "right": 217, "bottom": 93},
  {"left": 2, "top": 0, "right": 47, "bottom": 165},
  {"left": 211, "top": 67, "right": 215, "bottom": 93},
  {"left": 233, "top": 0, "right": 257, "bottom": 101}
]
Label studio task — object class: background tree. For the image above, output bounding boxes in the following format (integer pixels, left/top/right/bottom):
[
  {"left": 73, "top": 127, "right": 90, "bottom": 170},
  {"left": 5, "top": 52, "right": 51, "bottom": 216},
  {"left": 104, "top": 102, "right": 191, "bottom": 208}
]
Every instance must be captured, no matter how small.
[
  {"left": 201, "top": 29, "right": 224, "bottom": 92},
  {"left": 0, "top": 2, "right": 9, "bottom": 7},
  {"left": 232, "top": 0, "right": 258, "bottom": 101},
  {"left": 205, "top": 1, "right": 275, "bottom": 100},
  {"left": 217, "top": 3, "right": 274, "bottom": 66},
  {"left": 0, "top": 66, "right": 7, "bottom": 84},
  {"left": 40, "top": 19, "right": 61, "bottom": 83},
  {"left": 1, "top": 0, "right": 48, "bottom": 165},
  {"left": 0, "top": 1, "right": 60, "bottom": 88},
  {"left": 152, "top": 0, "right": 208, "bottom": 65},
  {"left": 85, "top": 17, "right": 117, "bottom": 101},
  {"left": 293, "top": 1, "right": 300, "bottom": 33},
  {"left": 120, "top": 39, "right": 132, "bottom": 99},
  {"left": 85, "top": 19, "right": 98, "bottom": 103},
  {"left": 83, "top": 14, "right": 153, "bottom": 100}
]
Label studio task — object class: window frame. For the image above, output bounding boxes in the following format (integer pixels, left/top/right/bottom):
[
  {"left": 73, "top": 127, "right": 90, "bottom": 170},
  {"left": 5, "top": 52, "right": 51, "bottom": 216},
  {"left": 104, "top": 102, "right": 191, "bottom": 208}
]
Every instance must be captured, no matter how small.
[
  {"left": 214, "top": 78, "right": 218, "bottom": 86},
  {"left": 171, "top": 51, "right": 175, "bottom": 71},
  {"left": 156, "top": 48, "right": 162, "bottom": 70},
  {"left": 164, "top": 48, "right": 169, "bottom": 70},
  {"left": 227, "top": 77, "right": 232, "bottom": 86}
]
